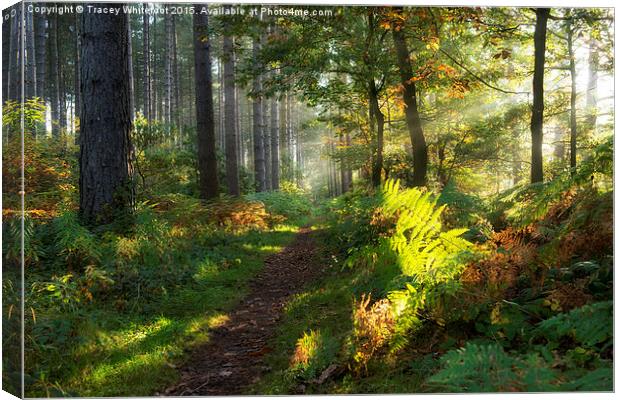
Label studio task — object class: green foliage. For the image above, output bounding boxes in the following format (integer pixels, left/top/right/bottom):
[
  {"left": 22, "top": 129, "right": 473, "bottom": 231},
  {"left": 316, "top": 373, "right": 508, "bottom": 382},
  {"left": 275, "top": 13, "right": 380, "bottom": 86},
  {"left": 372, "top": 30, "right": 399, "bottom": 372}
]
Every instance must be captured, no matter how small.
[
  {"left": 2, "top": 98, "right": 46, "bottom": 131},
  {"left": 247, "top": 188, "right": 314, "bottom": 223},
  {"left": 534, "top": 301, "right": 612, "bottom": 351},
  {"left": 428, "top": 343, "right": 558, "bottom": 392},
  {"left": 290, "top": 330, "right": 340, "bottom": 381}
]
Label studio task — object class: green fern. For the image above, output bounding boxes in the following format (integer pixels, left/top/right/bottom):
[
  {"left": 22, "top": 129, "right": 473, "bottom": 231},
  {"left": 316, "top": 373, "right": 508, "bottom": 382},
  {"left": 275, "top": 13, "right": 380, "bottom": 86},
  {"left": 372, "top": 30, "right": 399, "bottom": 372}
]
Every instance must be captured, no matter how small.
[{"left": 534, "top": 301, "right": 612, "bottom": 351}]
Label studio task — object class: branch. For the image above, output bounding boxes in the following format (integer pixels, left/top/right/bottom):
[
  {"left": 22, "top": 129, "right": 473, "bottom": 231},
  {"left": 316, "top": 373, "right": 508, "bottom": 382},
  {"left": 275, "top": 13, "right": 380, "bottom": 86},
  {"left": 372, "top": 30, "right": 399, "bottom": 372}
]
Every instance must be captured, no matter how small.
[{"left": 438, "top": 48, "right": 529, "bottom": 95}]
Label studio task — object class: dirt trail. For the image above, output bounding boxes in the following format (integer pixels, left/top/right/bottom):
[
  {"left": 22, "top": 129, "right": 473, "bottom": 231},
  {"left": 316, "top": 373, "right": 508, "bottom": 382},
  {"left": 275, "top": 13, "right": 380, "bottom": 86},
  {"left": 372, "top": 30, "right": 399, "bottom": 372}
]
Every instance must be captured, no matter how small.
[{"left": 163, "top": 227, "right": 324, "bottom": 396}]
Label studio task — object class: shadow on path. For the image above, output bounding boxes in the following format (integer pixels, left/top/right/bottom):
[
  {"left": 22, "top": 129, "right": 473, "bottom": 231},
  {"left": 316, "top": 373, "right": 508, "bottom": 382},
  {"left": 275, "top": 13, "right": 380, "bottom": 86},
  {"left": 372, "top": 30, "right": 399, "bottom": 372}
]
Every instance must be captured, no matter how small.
[{"left": 163, "top": 227, "right": 325, "bottom": 396}]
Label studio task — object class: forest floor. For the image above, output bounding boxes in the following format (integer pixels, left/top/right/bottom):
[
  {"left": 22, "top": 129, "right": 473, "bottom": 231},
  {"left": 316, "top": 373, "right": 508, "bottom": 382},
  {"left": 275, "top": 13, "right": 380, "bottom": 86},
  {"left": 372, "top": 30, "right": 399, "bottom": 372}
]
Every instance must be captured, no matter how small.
[{"left": 163, "top": 227, "right": 326, "bottom": 396}]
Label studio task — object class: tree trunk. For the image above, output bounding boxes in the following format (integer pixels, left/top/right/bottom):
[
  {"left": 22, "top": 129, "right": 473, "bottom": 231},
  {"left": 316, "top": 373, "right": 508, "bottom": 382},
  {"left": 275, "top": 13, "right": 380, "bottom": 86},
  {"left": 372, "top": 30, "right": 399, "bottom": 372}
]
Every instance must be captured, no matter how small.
[
  {"left": 2, "top": 8, "right": 10, "bottom": 104},
  {"left": 252, "top": 36, "right": 266, "bottom": 191},
  {"left": 8, "top": 5, "right": 21, "bottom": 104},
  {"left": 49, "top": 13, "right": 60, "bottom": 137},
  {"left": 80, "top": 4, "right": 134, "bottom": 225},
  {"left": 25, "top": 10, "right": 36, "bottom": 100},
  {"left": 586, "top": 32, "right": 598, "bottom": 133},
  {"left": 142, "top": 10, "right": 151, "bottom": 121},
  {"left": 164, "top": 12, "right": 172, "bottom": 128},
  {"left": 172, "top": 14, "right": 181, "bottom": 133},
  {"left": 270, "top": 95, "right": 280, "bottom": 190},
  {"left": 34, "top": 13, "right": 46, "bottom": 101},
  {"left": 392, "top": 10, "right": 428, "bottom": 186},
  {"left": 74, "top": 11, "right": 81, "bottom": 141},
  {"left": 263, "top": 94, "right": 272, "bottom": 190},
  {"left": 223, "top": 11, "right": 240, "bottom": 196},
  {"left": 127, "top": 16, "right": 135, "bottom": 122},
  {"left": 368, "top": 78, "right": 384, "bottom": 187},
  {"left": 566, "top": 17, "right": 577, "bottom": 174},
  {"left": 193, "top": 12, "right": 219, "bottom": 199},
  {"left": 530, "top": 8, "right": 549, "bottom": 184}
]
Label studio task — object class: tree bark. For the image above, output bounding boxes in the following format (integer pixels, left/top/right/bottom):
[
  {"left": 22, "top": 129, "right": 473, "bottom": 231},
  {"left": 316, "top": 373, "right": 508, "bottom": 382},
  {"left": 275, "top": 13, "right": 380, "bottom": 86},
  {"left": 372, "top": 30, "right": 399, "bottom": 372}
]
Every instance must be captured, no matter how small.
[
  {"left": 127, "top": 15, "right": 135, "bottom": 122},
  {"left": 530, "top": 8, "right": 549, "bottom": 184},
  {"left": 368, "top": 78, "right": 384, "bottom": 187},
  {"left": 270, "top": 94, "right": 280, "bottom": 190},
  {"left": 193, "top": 12, "right": 219, "bottom": 199},
  {"left": 25, "top": 10, "right": 36, "bottom": 100},
  {"left": 223, "top": 10, "right": 240, "bottom": 196},
  {"left": 142, "top": 9, "right": 151, "bottom": 121},
  {"left": 391, "top": 9, "right": 428, "bottom": 186},
  {"left": 74, "top": 11, "right": 81, "bottom": 141},
  {"left": 2, "top": 8, "right": 10, "bottom": 104},
  {"left": 263, "top": 92, "right": 272, "bottom": 190},
  {"left": 252, "top": 35, "right": 266, "bottom": 191},
  {"left": 80, "top": 4, "right": 134, "bottom": 225},
  {"left": 49, "top": 12, "right": 61, "bottom": 136},
  {"left": 566, "top": 17, "right": 577, "bottom": 174},
  {"left": 164, "top": 12, "right": 172, "bottom": 128},
  {"left": 34, "top": 13, "right": 46, "bottom": 101}
]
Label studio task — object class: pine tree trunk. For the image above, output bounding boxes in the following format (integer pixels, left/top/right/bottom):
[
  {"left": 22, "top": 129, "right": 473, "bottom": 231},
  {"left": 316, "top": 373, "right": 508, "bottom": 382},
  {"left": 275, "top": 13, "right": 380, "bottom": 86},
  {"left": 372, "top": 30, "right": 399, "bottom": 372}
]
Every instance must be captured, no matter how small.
[
  {"left": 193, "top": 12, "right": 219, "bottom": 199},
  {"left": 586, "top": 33, "right": 598, "bottom": 133},
  {"left": 80, "top": 4, "right": 134, "bottom": 225},
  {"left": 2, "top": 8, "right": 10, "bottom": 104},
  {"left": 127, "top": 16, "right": 135, "bottom": 122},
  {"left": 530, "top": 8, "right": 549, "bottom": 184},
  {"left": 142, "top": 10, "right": 151, "bottom": 121},
  {"left": 368, "top": 78, "right": 384, "bottom": 187},
  {"left": 392, "top": 11, "right": 428, "bottom": 186},
  {"left": 270, "top": 95, "right": 280, "bottom": 190},
  {"left": 164, "top": 12, "right": 172, "bottom": 128},
  {"left": 566, "top": 17, "right": 577, "bottom": 174},
  {"left": 74, "top": 11, "right": 81, "bottom": 141},
  {"left": 172, "top": 14, "right": 181, "bottom": 133},
  {"left": 252, "top": 33, "right": 266, "bottom": 191},
  {"left": 8, "top": 5, "right": 21, "bottom": 104},
  {"left": 25, "top": 10, "right": 36, "bottom": 100},
  {"left": 263, "top": 95, "right": 272, "bottom": 190},
  {"left": 223, "top": 11, "right": 240, "bottom": 196},
  {"left": 49, "top": 13, "right": 61, "bottom": 136}
]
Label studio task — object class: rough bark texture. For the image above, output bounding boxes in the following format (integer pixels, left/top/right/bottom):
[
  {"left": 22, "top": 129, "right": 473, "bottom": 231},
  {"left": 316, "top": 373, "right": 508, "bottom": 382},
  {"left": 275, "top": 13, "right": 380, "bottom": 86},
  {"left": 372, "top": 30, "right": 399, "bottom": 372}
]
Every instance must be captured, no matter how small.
[
  {"left": 263, "top": 93, "right": 272, "bottom": 190},
  {"left": 2, "top": 8, "right": 11, "bottom": 103},
  {"left": 164, "top": 13, "right": 172, "bottom": 127},
  {"left": 193, "top": 12, "right": 219, "bottom": 199},
  {"left": 127, "top": 16, "right": 135, "bottom": 121},
  {"left": 79, "top": 5, "right": 134, "bottom": 226},
  {"left": 49, "top": 13, "right": 60, "bottom": 136},
  {"left": 142, "top": 10, "right": 151, "bottom": 121},
  {"left": 392, "top": 10, "right": 428, "bottom": 187},
  {"left": 223, "top": 11, "right": 240, "bottom": 196},
  {"left": 74, "top": 11, "right": 81, "bottom": 140},
  {"left": 369, "top": 79, "right": 384, "bottom": 187},
  {"left": 530, "top": 8, "right": 549, "bottom": 184},
  {"left": 252, "top": 36, "right": 266, "bottom": 192},
  {"left": 25, "top": 10, "right": 36, "bottom": 99},
  {"left": 270, "top": 95, "right": 280, "bottom": 190},
  {"left": 8, "top": 5, "right": 22, "bottom": 104}
]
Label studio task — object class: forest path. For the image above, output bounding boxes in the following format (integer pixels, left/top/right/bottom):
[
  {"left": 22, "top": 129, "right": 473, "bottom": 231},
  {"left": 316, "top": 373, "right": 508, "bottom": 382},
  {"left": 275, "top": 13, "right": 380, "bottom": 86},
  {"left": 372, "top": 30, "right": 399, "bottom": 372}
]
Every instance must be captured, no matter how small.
[{"left": 162, "top": 226, "right": 325, "bottom": 396}]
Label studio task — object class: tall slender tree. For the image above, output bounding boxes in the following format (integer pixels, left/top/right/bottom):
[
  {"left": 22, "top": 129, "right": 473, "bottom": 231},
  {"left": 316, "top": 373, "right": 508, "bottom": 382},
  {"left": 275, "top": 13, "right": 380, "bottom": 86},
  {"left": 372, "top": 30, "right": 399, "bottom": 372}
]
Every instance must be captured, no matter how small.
[
  {"left": 80, "top": 4, "right": 134, "bottom": 225},
  {"left": 530, "top": 8, "right": 550, "bottom": 183},
  {"left": 252, "top": 34, "right": 266, "bottom": 191},
  {"left": 223, "top": 8, "right": 240, "bottom": 196},
  {"left": 193, "top": 11, "right": 219, "bottom": 199},
  {"left": 142, "top": 10, "right": 151, "bottom": 121},
  {"left": 391, "top": 7, "right": 428, "bottom": 187}
]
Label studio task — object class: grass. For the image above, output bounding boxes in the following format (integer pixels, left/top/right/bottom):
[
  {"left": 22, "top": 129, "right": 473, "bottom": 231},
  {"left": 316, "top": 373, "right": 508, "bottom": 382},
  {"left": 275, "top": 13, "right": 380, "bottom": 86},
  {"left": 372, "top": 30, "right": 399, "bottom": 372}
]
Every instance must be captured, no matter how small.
[
  {"left": 26, "top": 223, "right": 300, "bottom": 397},
  {"left": 248, "top": 227, "right": 438, "bottom": 395}
]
